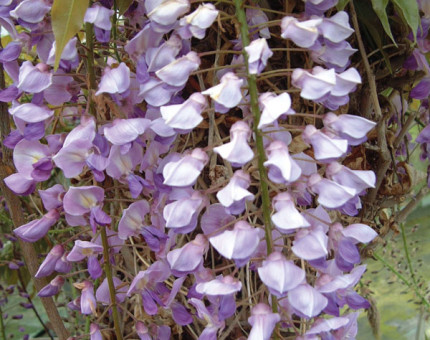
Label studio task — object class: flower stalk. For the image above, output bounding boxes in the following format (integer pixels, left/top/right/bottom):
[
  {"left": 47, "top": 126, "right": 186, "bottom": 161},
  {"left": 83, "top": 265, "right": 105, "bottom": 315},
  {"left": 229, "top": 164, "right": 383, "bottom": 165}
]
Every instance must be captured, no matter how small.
[{"left": 233, "top": 0, "right": 277, "bottom": 314}]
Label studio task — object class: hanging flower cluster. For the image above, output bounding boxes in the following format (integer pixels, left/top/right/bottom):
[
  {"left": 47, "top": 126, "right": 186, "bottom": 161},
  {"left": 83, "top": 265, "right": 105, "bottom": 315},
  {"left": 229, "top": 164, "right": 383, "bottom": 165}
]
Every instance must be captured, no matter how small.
[{"left": 0, "top": 0, "right": 427, "bottom": 339}]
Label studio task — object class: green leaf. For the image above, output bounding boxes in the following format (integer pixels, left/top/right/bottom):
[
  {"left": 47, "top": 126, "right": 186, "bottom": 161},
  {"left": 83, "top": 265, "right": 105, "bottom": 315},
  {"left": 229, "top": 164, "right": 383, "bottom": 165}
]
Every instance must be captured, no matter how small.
[
  {"left": 391, "top": 0, "right": 419, "bottom": 41},
  {"left": 118, "top": 0, "right": 134, "bottom": 15},
  {"left": 371, "top": 0, "right": 396, "bottom": 45},
  {"left": 51, "top": 0, "right": 89, "bottom": 71},
  {"left": 336, "top": 0, "right": 350, "bottom": 11}
]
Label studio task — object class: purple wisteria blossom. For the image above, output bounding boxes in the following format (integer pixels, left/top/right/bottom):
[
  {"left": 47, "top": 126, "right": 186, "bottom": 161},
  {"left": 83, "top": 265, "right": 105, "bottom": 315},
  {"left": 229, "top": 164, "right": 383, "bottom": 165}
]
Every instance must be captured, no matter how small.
[
  {"left": 161, "top": 93, "right": 207, "bottom": 130},
  {"left": 248, "top": 303, "right": 280, "bottom": 340},
  {"left": 245, "top": 38, "right": 273, "bottom": 74},
  {"left": 178, "top": 3, "right": 219, "bottom": 39},
  {"left": 271, "top": 193, "right": 310, "bottom": 232},
  {"left": 202, "top": 72, "right": 244, "bottom": 112},
  {"left": 264, "top": 140, "right": 302, "bottom": 183},
  {"left": 214, "top": 120, "right": 254, "bottom": 167},
  {"left": 216, "top": 170, "right": 254, "bottom": 215},
  {"left": 13, "top": 210, "right": 60, "bottom": 242},
  {"left": 209, "top": 221, "right": 260, "bottom": 264},
  {"left": 63, "top": 186, "right": 111, "bottom": 233},
  {"left": 258, "top": 251, "right": 305, "bottom": 297},
  {"left": 162, "top": 148, "right": 208, "bottom": 187},
  {"left": 258, "top": 92, "right": 294, "bottom": 128}
]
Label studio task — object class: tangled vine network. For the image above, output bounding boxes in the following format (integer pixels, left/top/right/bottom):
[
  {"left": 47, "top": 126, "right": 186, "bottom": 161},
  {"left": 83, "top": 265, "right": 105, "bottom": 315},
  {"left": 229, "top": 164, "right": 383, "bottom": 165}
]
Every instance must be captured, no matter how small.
[{"left": 0, "top": 0, "right": 429, "bottom": 339}]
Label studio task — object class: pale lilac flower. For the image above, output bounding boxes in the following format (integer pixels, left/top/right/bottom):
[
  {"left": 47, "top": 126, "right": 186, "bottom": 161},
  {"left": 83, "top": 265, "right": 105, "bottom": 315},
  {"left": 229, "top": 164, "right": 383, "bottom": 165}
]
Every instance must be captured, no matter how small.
[
  {"left": 288, "top": 283, "right": 328, "bottom": 318},
  {"left": 308, "top": 173, "right": 356, "bottom": 209},
  {"left": 258, "top": 251, "right": 305, "bottom": 297},
  {"left": 202, "top": 72, "right": 244, "bottom": 110},
  {"left": 164, "top": 190, "right": 205, "bottom": 233},
  {"left": 292, "top": 225, "right": 329, "bottom": 260},
  {"left": 44, "top": 72, "right": 74, "bottom": 105},
  {"left": 35, "top": 244, "right": 64, "bottom": 278},
  {"left": 146, "top": 34, "right": 182, "bottom": 73},
  {"left": 118, "top": 200, "right": 150, "bottom": 239},
  {"left": 74, "top": 281, "right": 97, "bottom": 315},
  {"left": 189, "top": 298, "right": 225, "bottom": 339},
  {"left": 258, "top": 92, "right": 294, "bottom": 128},
  {"left": 214, "top": 120, "right": 254, "bottom": 167},
  {"left": 179, "top": 3, "right": 219, "bottom": 39},
  {"left": 96, "top": 62, "right": 130, "bottom": 96},
  {"left": 319, "top": 11, "right": 354, "bottom": 43},
  {"left": 247, "top": 7, "right": 270, "bottom": 39},
  {"left": 200, "top": 203, "right": 235, "bottom": 236},
  {"left": 47, "top": 37, "right": 78, "bottom": 66},
  {"left": 248, "top": 303, "right": 281, "bottom": 340},
  {"left": 292, "top": 152, "right": 317, "bottom": 177},
  {"left": 271, "top": 193, "right": 310, "bottom": 232},
  {"left": 305, "top": 316, "right": 349, "bottom": 338},
  {"left": 326, "top": 162, "right": 375, "bottom": 195},
  {"left": 10, "top": 0, "right": 51, "bottom": 24},
  {"left": 311, "top": 41, "right": 357, "bottom": 70},
  {"left": 14, "top": 210, "right": 60, "bottom": 243},
  {"left": 156, "top": 51, "right": 200, "bottom": 87},
  {"left": 264, "top": 140, "right": 302, "bottom": 183},
  {"left": 106, "top": 143, "right": 146, "bottom": 198},
  {"left": 167, "top": 234, "right": 208, "bottom": 276},
  {"left": 245, "top": 38, "right": 273, "bottom": 74},
  {"left": 216, "top": 170, "right": 254, "bottom": 215},
  {"left": 96, "top": 277, "right": 128, "bottom": 305},
  {"left": 302, "top": 125, "right": 348, "bottom": 162},
  {"left": 17, "top": 61, "right": 52, "bottom": 93},
  {"left": 292, "top": 67, "right": 336, "bottom": 100},
  {"left": 10, "top": 103, "right": 54, "bottom": 124},
  {"left": 281, "top": 17, "right": 322, "bottom": 48},
  {"left": 63, "top": 186, "right": 111, "bottom": 232},
  {"left": 104, "top": 118, "right": 151, "bottom": 145},
  {"left": 163, "top": 148, "right": 208, "bottom": 187},
  {"left": 323, "top": 112, "right": 376, "bottom": 146},
  {"left": 38, "top": 276, "right": 64, "bottom": 297},
  {"left": 146, "top": 0, "right": 190, "bottom": 26},
  {"left": 209, "top": 221, "right": 260, "bottom": 262},
  {"left": 196, "top": 275, "right": 242, "bottom": 296},
  {"left": 67, "top": 240, "right": 103, "bottom": 278},
  {"left": 90, "top": 324, "right": 102, "bottom": 340},
  {"left": 305, "top": 0, "right": 338, "bottom": 16},
  {"left": 84, "top": 4, "right": 114, "bottom": 30},
  {"left": 161, "top": 93, "right": 207, "bottom": 130}
]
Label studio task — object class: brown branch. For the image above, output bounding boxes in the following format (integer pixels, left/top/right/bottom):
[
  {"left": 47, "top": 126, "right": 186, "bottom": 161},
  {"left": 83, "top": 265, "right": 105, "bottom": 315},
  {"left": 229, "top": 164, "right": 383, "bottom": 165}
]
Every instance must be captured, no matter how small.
[
  {"left": 350, "top": 1, "right": 391, "bottom": 206},
  {"left": 0, "top": 52, "right": 69, "bottom": 339}
]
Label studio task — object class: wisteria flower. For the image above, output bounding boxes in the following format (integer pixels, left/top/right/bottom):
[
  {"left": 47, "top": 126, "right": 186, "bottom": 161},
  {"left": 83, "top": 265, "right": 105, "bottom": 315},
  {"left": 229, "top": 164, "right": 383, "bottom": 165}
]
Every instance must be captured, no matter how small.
[
  {"left": 156, "top": 51, "right": 200, "bottom": 87},
  {"left": 288, "top": 283, "right": 328, "bottom": 318},
  {"left": 271, "top": 193, "right": 310, "bottom": 232},
  {"left": 14, "top": 210, "right": 60, "bottom": 242},
  {"left": 323, "top": 112, "right": 376, "bottom": 145},
  {"left": 96, "top": 62, "right": 130, "bottom": 96},
  {"left": 258, "top": 251, "right": 305, "bottom": 297},
  {"left": 202, "top": 72, "right": 244, "bottom": 112},
  {"left": 38, "top": 276, "right": 65, "bottom": 297},
  {"left": 67, "top": 240, "right": 103, "bottom": 279},
  {"left": 245, "top": 38, "right": 273, "bottom": 74},
  {"left": 17, "top": 61, "right": 52, "bottom": 93},
  {"left": 258, "top": 92, "right": 294, "bottom": 128},
  {"left": 163, "top": 148, "right": 208, "bottom": 187},
  {"left": 84, "top": 4, "right": 114, "bottom": 31},
  {"left": 209, "top": 221, "right": 260, "bottom": 263},
  {"left": 264, "top": 140, "right": 302, "bottom": 183},
  {"left": 292, "top": 225, "right": 329, "bottom": 261},
  {"left": 161, "top": 92, "right": 207, "bottom": 130},
  {"left": 103, "top": 118, "right": 151, "bottom": 145},
  {"left": 302, "top": 125, "right": 348, "bottom": 162},
  {"left": 63, "top": 186, "right": 111, "bottom": 233},
  {"left": 74, "top": 281, "right": 97, "bottom": 315},
  {"left": 164, "top": 190, "right": 205, "bottom": 233},
  {"left": 167, "top": 234, "right": 208, "bottom": 276},
  {"left": 281, "top": 17, "right": 322, "bottom": 48},
  {"left": 216, "top": 170, "right": 254, "bottom": 215},
  {"left": 214, "top": 120, "right": 254, "bottom": 167},
  {"left": 248, "top": 303, "right": 281, "bottom": 340},
  {"left": 179, "top": 3, "right": 219, "bottom": 39}
]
